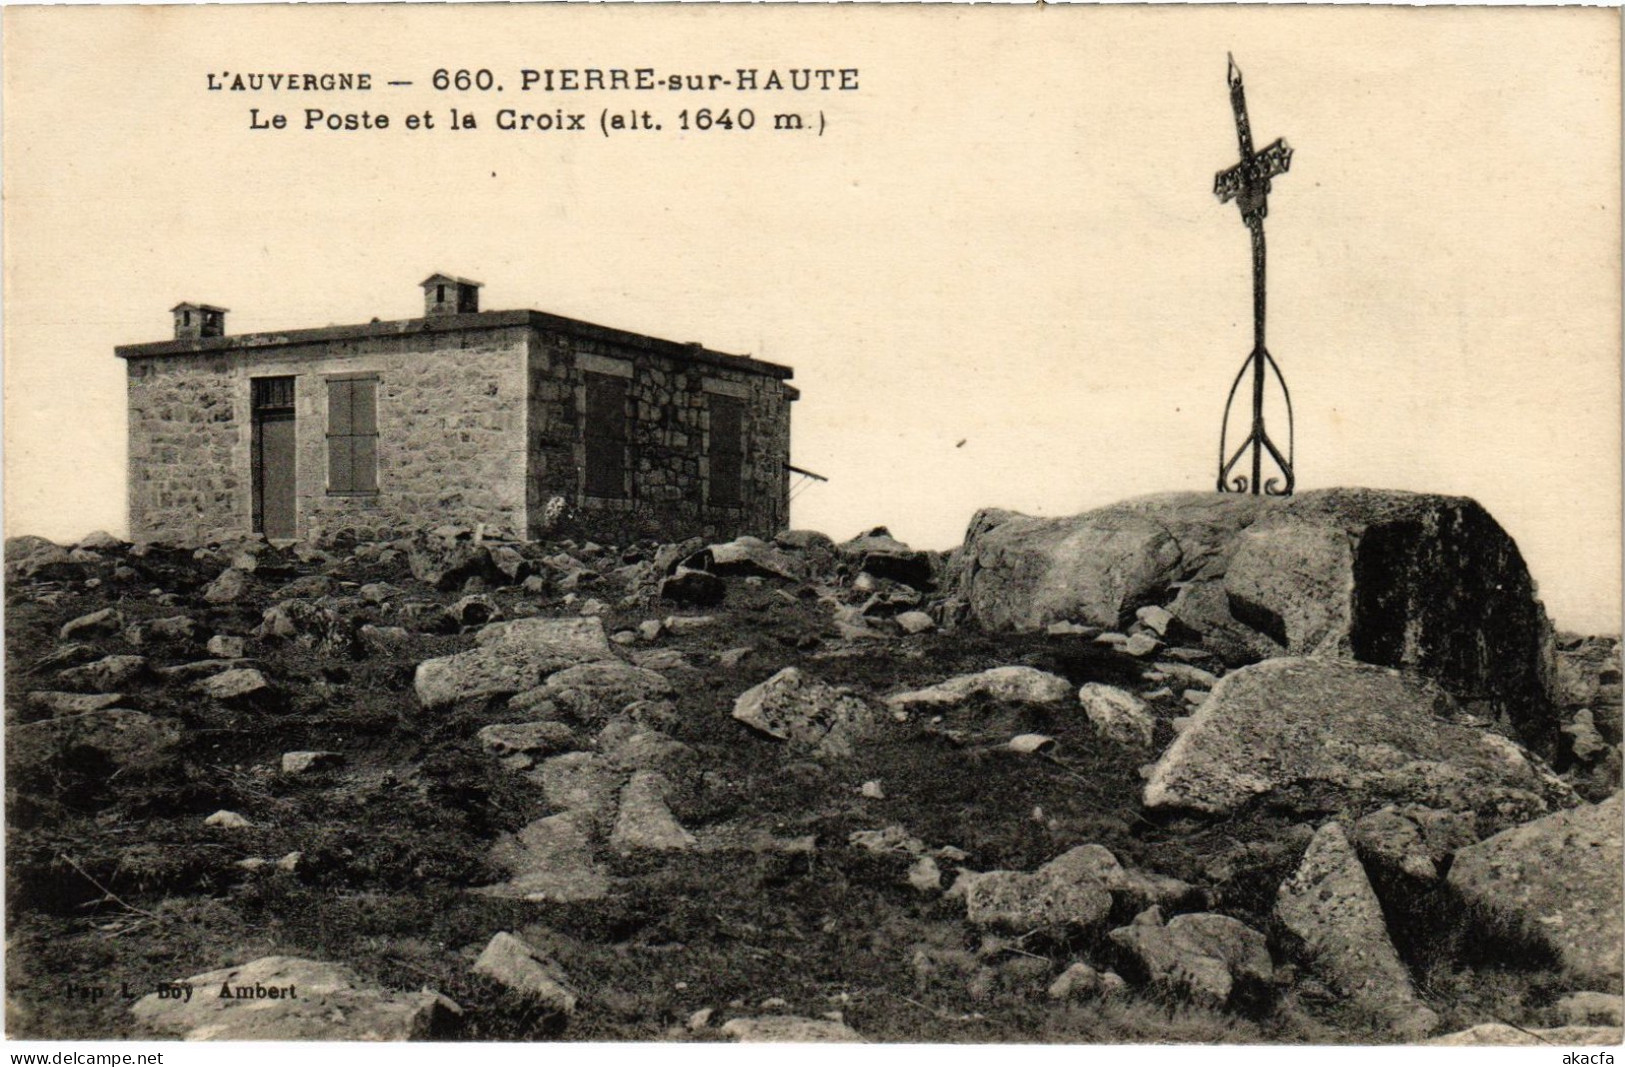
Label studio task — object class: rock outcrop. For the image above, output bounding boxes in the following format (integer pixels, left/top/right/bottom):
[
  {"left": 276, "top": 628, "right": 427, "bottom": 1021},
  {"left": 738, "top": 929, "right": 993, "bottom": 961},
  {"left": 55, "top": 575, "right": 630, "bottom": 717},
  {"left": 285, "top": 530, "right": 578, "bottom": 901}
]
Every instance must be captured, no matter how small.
[
  {"left": 1143, "top": 658, "right": 1575, "bottom": 828},
  {"left": 414, "top": 617, "right": 615, "bottom": 709},
  {"left": 952, "top": 489, "right": 1560, "bottom": 754},
  {"left": 1447, "top": 792, "right": 1623, "bottom": 988},
  {"left": 1275, "top": 823, "right": 1437, "bottom": 1038}
]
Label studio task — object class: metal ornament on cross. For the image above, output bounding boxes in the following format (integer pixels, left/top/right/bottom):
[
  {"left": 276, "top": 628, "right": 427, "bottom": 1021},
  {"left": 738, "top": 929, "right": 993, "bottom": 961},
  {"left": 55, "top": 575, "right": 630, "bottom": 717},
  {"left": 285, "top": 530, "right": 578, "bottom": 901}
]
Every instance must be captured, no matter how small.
[{"left": 1213, "top": 54, "right": 1296, "bottom": 496}]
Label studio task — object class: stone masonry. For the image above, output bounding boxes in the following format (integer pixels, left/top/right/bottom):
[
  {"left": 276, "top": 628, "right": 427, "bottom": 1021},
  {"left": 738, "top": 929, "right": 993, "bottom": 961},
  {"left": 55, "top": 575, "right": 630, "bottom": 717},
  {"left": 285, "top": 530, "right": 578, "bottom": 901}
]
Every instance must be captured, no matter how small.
[{"left": 118, "top": 281, "right": 796, "bottom": 545}]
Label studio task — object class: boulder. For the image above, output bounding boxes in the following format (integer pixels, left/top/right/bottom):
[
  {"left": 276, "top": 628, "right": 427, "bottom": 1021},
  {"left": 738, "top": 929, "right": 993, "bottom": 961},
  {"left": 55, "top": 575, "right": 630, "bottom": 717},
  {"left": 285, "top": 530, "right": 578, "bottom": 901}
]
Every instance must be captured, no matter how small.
[
  {"left": 1275, "top": 823, "right": 1438, "bottom": 1038},
  {"left": 952, "top": 489, "right": 1559, "bottom": 754},
  {"left": 1143, "top": 658, "right": 1575, "bottom": 828},
  {"left": 895, "top": 611, "right": 936, "bottom": 635},
  {"left": 538, "top": 661, "right": 673, "bottom": 720},
  {"left": 659, "top": 568, "right": 725, "bottom": 607},
  {"left": 963, "top": 849, "right": 1115, "bottom": 933},
  {"left": 280, "top": 751, "right": 344, "bottom": 775},
  {"left": 7, "top": 535, "right": 75, "bottom": 580},
  {"left": 198, "top": 668, "right": 273, "bottom": 702},
  {"left": 414, "top": 617, "right": 614, "bottom": 709},
  {"left": 477, "top": 722, "right": 576, "bottom": 758},
  {"left": 471, "top": 932, "right": 577, "bottom": 1014},
  {"left": 608, "top": 770, "right": 695, "bottom": 852},
  {"left": 732, "top": 668, "right": 877, "bottom": 758},
  {"left": 693, "top": 537, "right": 806, "bottom": 581},
  {"left": 207, "top": 635, "right": 246, "bottom": 659},
  {"left": 1108, "top": 907, "right": 1274, "bottom": 1011},
  {"left": 131, "top": 956, "right": 459, "bottom": 1040},
  {"left": 1077, "top": 683, "right": 1156, "bottom": 747},
  {"left": 720, "top": 1016, "right": 864, "bottom": 1042},
  {"left": 203, "top": 568, "right": 252, "bottom": 604},
  {"left": 1041, "top": 844, "right": 1191, "bottom": 910},
  {"left": 886, "top": 666, "right": 1074, "bottom": 711},
  {"left": 407, "top": 536, "right": 497, "bottom": 590},
  {"left": 25, "top": 691, "right": 126, "bottom": 717},
  {"left": 59, "top": 607, "right": 125, "bottom": 641},
  {"left": 1446, "top": 792, "right": 1623, "bottom": 988},
  {"left": 532, "top": 752, "right": 623, "bottom": 825}
]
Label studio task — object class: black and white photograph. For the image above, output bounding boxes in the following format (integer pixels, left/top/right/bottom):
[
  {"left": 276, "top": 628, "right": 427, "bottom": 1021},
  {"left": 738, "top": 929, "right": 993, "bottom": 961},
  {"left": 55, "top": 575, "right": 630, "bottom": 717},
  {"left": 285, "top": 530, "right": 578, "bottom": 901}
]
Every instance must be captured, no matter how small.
[{"left": 2, "top": 3, "right": 1620, "bottom": 1053}]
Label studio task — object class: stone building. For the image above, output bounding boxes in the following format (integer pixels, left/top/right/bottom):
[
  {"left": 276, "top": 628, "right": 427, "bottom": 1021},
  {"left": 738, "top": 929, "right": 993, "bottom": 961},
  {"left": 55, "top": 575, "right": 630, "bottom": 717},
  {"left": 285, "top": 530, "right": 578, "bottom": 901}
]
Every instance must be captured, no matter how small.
[{"left": 117, "top": 275, "right": 797, "bottom": 544}]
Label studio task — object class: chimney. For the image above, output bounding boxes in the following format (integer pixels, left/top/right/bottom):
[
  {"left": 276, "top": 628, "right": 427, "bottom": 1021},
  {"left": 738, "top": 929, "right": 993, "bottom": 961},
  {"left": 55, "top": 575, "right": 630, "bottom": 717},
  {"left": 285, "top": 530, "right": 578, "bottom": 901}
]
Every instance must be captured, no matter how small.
[
  {"left": 171, "top": 303, "right": 227, "bottom": 340},
  {"left": 420, "top": 273, "right": 482, "bottom": 317}
]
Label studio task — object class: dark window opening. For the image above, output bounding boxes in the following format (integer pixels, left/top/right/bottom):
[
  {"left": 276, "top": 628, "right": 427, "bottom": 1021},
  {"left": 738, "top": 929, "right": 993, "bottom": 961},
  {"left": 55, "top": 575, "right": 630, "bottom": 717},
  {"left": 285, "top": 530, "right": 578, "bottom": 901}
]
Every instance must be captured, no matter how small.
[
  {"left": 709, "top": 395, "right": 744, "bottom": 506},
  {"left": 183, "top": 310, "right": 192, "bottom": 327},
  {"left": 326, "top": 377, "right": 378, "bottom": 494},
  {"left": 584, "top": 374, "right": 628, "bottom": 498},
  {"left": 436, "top": 284, "right": 446, "bottom": 304}
]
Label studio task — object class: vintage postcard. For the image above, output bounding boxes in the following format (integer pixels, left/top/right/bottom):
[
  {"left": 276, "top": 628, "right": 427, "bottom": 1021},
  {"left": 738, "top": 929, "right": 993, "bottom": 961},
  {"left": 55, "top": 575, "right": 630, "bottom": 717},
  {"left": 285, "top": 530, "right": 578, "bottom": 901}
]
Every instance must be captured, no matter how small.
[{"left": 2, "top": 3, "right": 1620, "bottom": 1057}]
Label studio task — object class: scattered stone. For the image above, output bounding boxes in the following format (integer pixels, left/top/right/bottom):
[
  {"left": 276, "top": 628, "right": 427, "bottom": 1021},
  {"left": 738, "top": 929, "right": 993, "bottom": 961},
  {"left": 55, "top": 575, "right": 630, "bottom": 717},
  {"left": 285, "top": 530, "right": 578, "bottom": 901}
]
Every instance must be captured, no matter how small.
[
  {"left": 1447, "top": 792, "right": 1623, "bottom": 987},
  {"left": 127, "top": 615, "right": 197, "bottom": 644},
  {"left": 895, "top": 611, "right": 936, "bottom": 635},
  {"left": 280, "top": 751, "right": 344, "bottom": 775},
  {"left": 359, "top": 582, "right": 402, "bottom": 604},
  {"left": 26, "top": 691, "right": 126, "bottom": 717},
  {"left": 533, "top": 752, "right": 623, "bottom": 825},
  {"left": 733, "top": 667, "right": 877, "bottom": 758},
  {"left": 964, "top": 849, "right": 1114, "bottom": 933},
  {"left": 630, "top": 649, "right": 687, "bottom": 672},
  {"left": 860, "top": 780, "right": 886, "bottom": 799},
  {"left": 577, "top": 598, "right": 607, "bottom": 617},
  {"left": 199, "top": 668, "right": 273, "bottom": 702},
  {"left": 720, "top": 1016, "right": 864, "bottom": 1042},
  {"left": 1143, "top": 658, "right": 1576, "bottom": 826},
  {"left": 275, "top": 852, "right": 303, "bottom": 873},
  {"left": 1155, "top": 661, "right": 1221, "bottom": 689},
  {"left": 446, "top": 594, "right": 501, "bottom": 628},
  {"left": 1122, "top": 632, "right": 1162, "bottom": 658},
  {"left": 609, "top": 771, "right": 696, "bottom": 852},
  {"left": 887, "top": 666, "right": 1074, "bottom": 710},
  {"left": 637, "top": 619, "right": 664, "bottom": 641},
  {"left": 414, "top": 617, "right": 614, "bottom": 709},
  {"left": 1108, "top": 907, "right": 1273, "bottom": 1011},
  {"left": 130, "top": 957, "right": 459, "bottom": 1040},
  {"left": 207, "top": 635, "right": 246, "bottom": 659},
  {"left": 1007, "top": 733, "right": 1057, "bottom": 754},
  {"left": 477, "top": 722, "right": 576, "bottom": 758},
  {"left": 687, "top": 1007, "right": 715, "bottom": 1031},
  {"left": 1077, "top": 683, "right": 1156, "bottom": 747},
  {"left": 59, "top": 607, "right": 124, "bottom": 641},
  {"left": 472, "top": 932, "right": 577, "bottom": 1014},
  {"left": 1276, "top": 822, "right": 1438, "bottom": 1038},
  {"left": 205, "top": 810, "right": 252, "bottom": 829},
  {"left": 660, "top": 567, "right": 726, "bottom": 607},
  {"left": 203, "top": 568, "right": 252, "bottom": 604},
  {"left": 717, "top": 646, "right": 754, "bottom": 669},
  {"left": 908, "top": 856, "right": 943, "bottom": 892},
  {"left": 541, "top": 661, "right": 674, "bottom": 719},
  {"left": 1564, "top": 708, "right": 1610, "bottom": 763},
  {"left": 1136, "top": 605, "right": 1175, "bottom": 636},
  {"left": 662, "top": 614, "right": 718, "bottom": 634}
]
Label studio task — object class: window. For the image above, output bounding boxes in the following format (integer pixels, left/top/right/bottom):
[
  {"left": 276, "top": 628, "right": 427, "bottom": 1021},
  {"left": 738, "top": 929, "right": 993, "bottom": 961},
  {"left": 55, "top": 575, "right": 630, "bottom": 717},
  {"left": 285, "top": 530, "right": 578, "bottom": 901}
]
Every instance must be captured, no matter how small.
[
  {"left": 709, "top": 395, "right": 744, "bottom": 506},
  {"left": 583, "top": 373, "right": 627, "bottom": 498},
  {"left": 326, "top": 376, "right": 378, "bottom": 494},
  {"left": 436, "top": 284, "right": 446, "bottom": 304}
]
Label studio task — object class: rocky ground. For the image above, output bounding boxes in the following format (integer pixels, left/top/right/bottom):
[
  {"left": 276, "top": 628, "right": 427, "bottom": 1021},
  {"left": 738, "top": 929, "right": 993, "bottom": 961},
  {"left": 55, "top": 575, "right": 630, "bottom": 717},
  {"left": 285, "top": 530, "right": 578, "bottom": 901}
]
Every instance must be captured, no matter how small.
[{"left": 4, "top": 515, "right": 1622, "bottom": 1043}]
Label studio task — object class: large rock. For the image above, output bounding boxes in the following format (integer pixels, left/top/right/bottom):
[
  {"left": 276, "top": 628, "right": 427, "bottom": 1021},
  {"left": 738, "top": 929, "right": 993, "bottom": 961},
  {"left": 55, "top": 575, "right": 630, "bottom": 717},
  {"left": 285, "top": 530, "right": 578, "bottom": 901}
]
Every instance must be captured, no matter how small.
[
  {"left": 692, "top": 536, "right": 806, "bottom": 581},
  {"left": 1143, "top": 658, "right": 1575, "bottom": 828},
  {"left": 885, "top": 666, "right": 1074, "bottom": 711},
  {"left": 471, "top": 933, "right": 576, "bottom": 1014},
  {"left": 1276, "top": 823, "right": 1438, "bottom": 1038},
  {"left": 414, "top": 618, "right": 614, "bottom": 709},
  {"left": 839, "top": 527, "right": 933, "bottom": 587},
  {"left": 1447, "top": 792, "right": 1623, "bottom": 988},
  {"left": 962, "top": 847, "right": 1120, "bottom": 932},
  {"left": 1108, "top": 907, "right": 1274, "bottom": 1011},
  {"left": 56, "top": 655, "right": 148, "bottom": 692},
  {"left": 532, "top": 661, "right": 673, "bottom": 720},
  {"left": 953, "top": 494, "right": 1267, "bottom": 632},
  {"left": 732, "top": 668, "right": 877, "bottom": 758},
  {"left": 608, "top": 770, "right": 695, "bottom": 853},
  {"left": 952, "top": 489, "right": 1559, "bottom": 754},
  {"left": 130, "top": 956, "right": 459, "bottom": 1040},
  {"left": 1077, "top": 683, "right": 1155, "bottom": 747}
]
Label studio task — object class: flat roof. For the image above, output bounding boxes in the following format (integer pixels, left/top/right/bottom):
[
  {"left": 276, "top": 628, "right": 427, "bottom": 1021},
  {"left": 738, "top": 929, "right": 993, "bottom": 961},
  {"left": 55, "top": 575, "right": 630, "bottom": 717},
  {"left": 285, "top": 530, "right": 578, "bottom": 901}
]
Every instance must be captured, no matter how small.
[{"left": 115, "top": 308, "right": 794, "bottom": 381}]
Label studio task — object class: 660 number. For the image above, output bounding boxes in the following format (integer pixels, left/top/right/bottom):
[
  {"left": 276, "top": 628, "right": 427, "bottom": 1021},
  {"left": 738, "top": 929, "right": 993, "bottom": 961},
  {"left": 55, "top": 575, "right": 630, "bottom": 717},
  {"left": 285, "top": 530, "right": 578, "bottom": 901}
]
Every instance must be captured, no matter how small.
[{"left": 433, "top": 69, "right": 498, "bottom": 91}]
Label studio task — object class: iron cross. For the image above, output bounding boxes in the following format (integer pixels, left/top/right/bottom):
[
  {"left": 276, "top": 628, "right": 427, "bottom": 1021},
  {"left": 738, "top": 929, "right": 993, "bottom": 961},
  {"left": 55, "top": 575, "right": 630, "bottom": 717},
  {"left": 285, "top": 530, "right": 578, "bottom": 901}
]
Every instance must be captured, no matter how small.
[{"left": 1213, "top": 55, "right": 1297, "bottom": 496}]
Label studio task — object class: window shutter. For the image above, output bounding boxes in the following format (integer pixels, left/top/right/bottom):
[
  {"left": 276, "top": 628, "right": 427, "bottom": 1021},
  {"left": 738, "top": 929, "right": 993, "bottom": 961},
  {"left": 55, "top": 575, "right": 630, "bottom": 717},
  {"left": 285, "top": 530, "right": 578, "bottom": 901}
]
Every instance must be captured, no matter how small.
[
  {"left": 584, "top": 374, "right": 627, "bottom": 498},
  {"left": 709, "top": 396, "right": 744, "bottom": 506}
]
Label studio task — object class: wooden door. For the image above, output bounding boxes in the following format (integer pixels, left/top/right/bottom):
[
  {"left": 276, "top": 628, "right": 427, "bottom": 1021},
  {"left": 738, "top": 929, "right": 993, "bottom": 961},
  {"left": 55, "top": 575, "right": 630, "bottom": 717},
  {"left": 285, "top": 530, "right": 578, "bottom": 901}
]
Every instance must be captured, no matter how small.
[{"left": 252, "top": 377, "right": 297, "bottom": 539}]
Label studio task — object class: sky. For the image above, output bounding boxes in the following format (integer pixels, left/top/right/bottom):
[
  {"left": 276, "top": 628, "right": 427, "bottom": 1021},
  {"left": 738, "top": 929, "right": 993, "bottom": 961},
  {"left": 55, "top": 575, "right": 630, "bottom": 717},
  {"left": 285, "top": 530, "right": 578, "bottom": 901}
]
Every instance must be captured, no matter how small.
[{"left": 3, "top": 5, "right": 1620, "bottom": 632}]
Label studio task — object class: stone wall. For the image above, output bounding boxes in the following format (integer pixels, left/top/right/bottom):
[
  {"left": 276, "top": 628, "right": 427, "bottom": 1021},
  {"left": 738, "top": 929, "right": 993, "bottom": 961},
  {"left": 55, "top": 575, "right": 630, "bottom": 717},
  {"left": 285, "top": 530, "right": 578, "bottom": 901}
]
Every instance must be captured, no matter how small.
[
  {"left": 525, "top": 326, "right": 792, "bottom": 542},
  {"left": 126, "top": 326, "right": 530, "bottom": 543}
]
